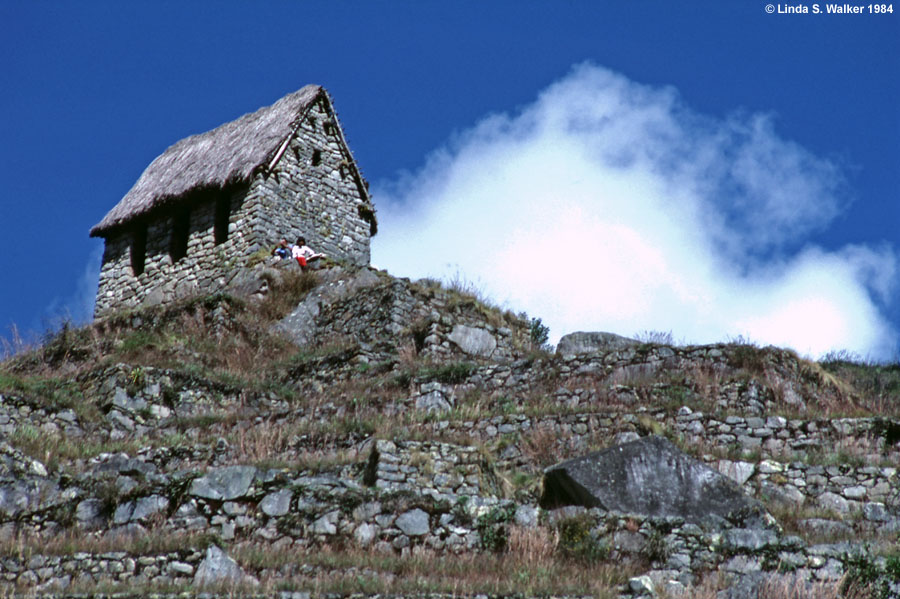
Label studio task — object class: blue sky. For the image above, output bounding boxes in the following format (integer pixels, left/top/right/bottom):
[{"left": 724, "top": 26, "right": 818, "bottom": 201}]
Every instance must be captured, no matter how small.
[{"left": 1, "top": 1, "right": 898, "bottom": 359}]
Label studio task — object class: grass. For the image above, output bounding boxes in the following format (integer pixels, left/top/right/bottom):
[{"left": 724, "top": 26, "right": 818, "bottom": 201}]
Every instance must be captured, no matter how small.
[
  {"left": 0, "top": 479, "right": 613, "bottom": 597},
  {"left": 634, "top": 329, "right": 677, "bottom": 345},
  {"left": 255, "top": 269, "right": 319, "bottom": 322},
  {"left": 0, "top": 273, "right": 317, "bottom": 395},
  {"left": 236, "top": 536, "right": 632, "bottom": 597},
  {"left": 414, "top": 360, "right": 477, "bottom": 384},
  {"left": 0, "top": 373, "right": 82, "bottom": 410},
  {"left": 6, "top": 426, "right": 147, "bottom": 473},
  {"left": 820, "top": 352, "right": 900, "bottom": 415},
  {"left": 413, "top": 271, "right": 529, "bottom": 340},
  {"left": 0, "top": 529, "right": 218, "bottom": 560}
]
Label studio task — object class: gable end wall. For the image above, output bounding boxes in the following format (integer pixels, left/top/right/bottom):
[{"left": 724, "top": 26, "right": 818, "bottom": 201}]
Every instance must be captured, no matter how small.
[{"left": 243, "top": 97, "right": 372, "bottom": 265}]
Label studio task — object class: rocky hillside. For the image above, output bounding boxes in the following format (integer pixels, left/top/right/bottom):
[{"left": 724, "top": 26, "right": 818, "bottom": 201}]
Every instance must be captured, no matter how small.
[{"left": 1, "top": 263, "right": 899, "bottom": 598}]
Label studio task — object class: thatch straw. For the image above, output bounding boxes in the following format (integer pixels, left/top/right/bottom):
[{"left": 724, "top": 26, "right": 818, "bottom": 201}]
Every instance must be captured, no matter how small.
[{"left": 91, "top": 85, "right": 323, "bottom": 236}]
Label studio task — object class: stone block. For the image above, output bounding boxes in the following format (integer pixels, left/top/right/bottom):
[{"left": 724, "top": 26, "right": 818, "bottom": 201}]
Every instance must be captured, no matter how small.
[
  {"left": 190, "top": 466, "right": 257, "bottom": 501},
  {"left": 395, "top": 509, "right": 430, "bottom": 536},
  {"left": 260, "top": 489, "right": 292, "bottom": 517}
]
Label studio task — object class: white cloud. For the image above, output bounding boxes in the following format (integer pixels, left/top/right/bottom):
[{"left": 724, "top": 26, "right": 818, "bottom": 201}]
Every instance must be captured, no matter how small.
[{"left": 373, "top": 63, "right": 897, "bottom": 360}]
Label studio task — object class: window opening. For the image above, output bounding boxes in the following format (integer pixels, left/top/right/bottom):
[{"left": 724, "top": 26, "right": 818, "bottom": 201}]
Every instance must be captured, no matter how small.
[
  {"left": 214, "top": 195, "right": 230, "bottom": 245},
  {"left": 170, "top": 210, "right": 190, "bottom": 261},
  {"left": 131, "top": 225, "right": 147, "bottom": 276},
  {"left": 311, "top": 150, "right": 322, "bottom": 167}
]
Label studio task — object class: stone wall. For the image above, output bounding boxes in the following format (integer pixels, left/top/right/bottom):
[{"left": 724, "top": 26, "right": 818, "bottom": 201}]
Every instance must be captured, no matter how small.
[
  {"left": 276, "top": 270, "right": 531, "bottom": 368},
  {"left": 246, "top": 96, "right": 373, "bottom": 265},
  {"left": 94, "top": 188, "right": 251, "bottom": 316},
  {"left": 94, "top": 96, "right": 374, "bottom": 318},
  {"left": 1, "top": 449, "right": 895, "bottom": 595}
]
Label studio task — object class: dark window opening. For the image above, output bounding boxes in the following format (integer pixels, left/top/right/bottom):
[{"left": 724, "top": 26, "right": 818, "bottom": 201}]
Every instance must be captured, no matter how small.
[
  {"left": 357, "top": 204, "right": 378, "bottom": 236},
  {"left": 214, "top": 195, "right": 231, "bottom": 245},
  {"left": 131, "top": 225, "right": 147, "bottom": 276},
  {"left": 311, "top": 150, "right": 322, "bottom": 167},
  {"left": 323, "top": 122, "right": 335, "bottom": 136},
  {"left": 170, "top": 210, "right": 190, "bottom": 262},
  {"left": 308, "top": 116, "right": 317, "bottom": 130}
]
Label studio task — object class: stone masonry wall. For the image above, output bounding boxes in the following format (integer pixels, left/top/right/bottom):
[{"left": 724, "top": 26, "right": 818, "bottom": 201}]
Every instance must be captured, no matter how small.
[
  {"left": 1, "top": 443, "right": 894, "bottom": 594},
  {"left": 94, "top": 188, "right": 251, "bottom": 316},
  {"left": 245, "top": 96, "right": 373, "bottom": 265},
  {"left": 275, "top": 270, "right": 530, "bottom": 371},
  {"left": 3, "top": 347, "right": 900, "bottom": 595}
]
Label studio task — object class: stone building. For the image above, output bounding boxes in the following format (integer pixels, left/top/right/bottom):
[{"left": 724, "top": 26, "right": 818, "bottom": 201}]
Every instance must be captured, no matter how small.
[{"left": 89, "top": 85, "right": 377, "bottom": 317}]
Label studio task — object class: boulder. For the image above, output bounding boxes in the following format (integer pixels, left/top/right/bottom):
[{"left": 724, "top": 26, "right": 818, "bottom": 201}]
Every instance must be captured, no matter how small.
[
  {"left": 224, "top": 266, "right": 283, "bottom": 299},
  {"left": 259, "top": 489, "right": 292, "bottom": 517},
  {"left": 0, "top": 444, "right": 60, "bottom": 518},
  {"left": 556, "top": 331, "right": 640, "bottom": 355},
  {"left": 448, "top": 325, "right": 497, "bottom": 358},
  {"left": 539, "top": 436, "right": 770, "bottom": 529},
  {"left": 717, "top": 460, "right": 756, "bottom": 486},
  {"left": 131, "top": 495, "right": 169, "bottom": 521},
  {"left": 395, "top": 508, "right": 430, "bottom": 536},
  {"left": 414, "top": 384, "right": 453, "bottom": 413},
  {"left": 190, "top": 466, "right": 257, "bottom": 501},
  {"left": 193, "top": 545, "right": 258, "bottom": 587},
  {"left": 274, "top": 267, "right": 381, "bottom": 346},
  {"left": 93, "top": 453, "right": 157, "bottom": 477},
  {"left": 74, "top": 499, "right": 104, "bottom": 528}
]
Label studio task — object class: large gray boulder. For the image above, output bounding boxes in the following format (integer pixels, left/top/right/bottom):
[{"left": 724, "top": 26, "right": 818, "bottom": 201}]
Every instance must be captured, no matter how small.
[
  {"left": 556, "top": 331, "right": 640, "bottom": 355},
  {"left": 274, "top": 267, "right": 381, "bottom": 346},
  {"left": 448, "top": 325, "right": 497, "bottom": 358},
  {"left": 539, "top": 436, "right": 770, "bottom": 529},
  {"left": 395, "top": 508, "right": 430, "bottom": 536},
  {"left": 0, "top": 443, "right": 60, "bottom": 519},
  {"left": 225, "top": 266, "right": 285, "bottom": 297}
]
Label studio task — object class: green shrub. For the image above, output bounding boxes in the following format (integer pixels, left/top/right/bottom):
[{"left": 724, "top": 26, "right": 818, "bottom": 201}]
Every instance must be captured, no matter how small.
[
  {"left": 641, "top": 528, "right": 670, "bottom": 564},
  {"left": 727, "top": 343, "right": 768, "bottom": 373},
  {"left": 556, "top": 513, "right": 606, "bottom": 562},
  {"left": 120, "top": 330, "right": 158, "bottom": 354},
  {"left": 476, "top": 503, "right": 516, "bottom": 552},
  {"left": 529, "top": 318, "right": 550, "bottom": 348},
  {"left": 841, "top": 551, "right": 892, "bottom": 599},
  {"left": 419, "top": 361, "right": 476, "bottom": 384}
]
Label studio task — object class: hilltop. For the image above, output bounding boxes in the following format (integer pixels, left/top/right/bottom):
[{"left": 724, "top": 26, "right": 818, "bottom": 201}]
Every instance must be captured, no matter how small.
[{"left": 1, "top": 262, "right": 899, "bottom": 598}]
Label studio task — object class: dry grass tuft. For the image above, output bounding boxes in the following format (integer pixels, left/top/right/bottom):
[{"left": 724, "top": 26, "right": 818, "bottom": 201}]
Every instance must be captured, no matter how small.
[
  {"left": 519, "top": 424, "right": 568, "bottom": 469},
  {"left": 255, "top": 269, "right": 319, "bottom": 322},
  {"left": 237, "top": 542, "right": 631, "bottom": 597},
  {"left": 0, "top": 529, "right": 217, "bottom": 560},
  {"left": 507, "top": 524, "right": 557, "bottom": 564}
]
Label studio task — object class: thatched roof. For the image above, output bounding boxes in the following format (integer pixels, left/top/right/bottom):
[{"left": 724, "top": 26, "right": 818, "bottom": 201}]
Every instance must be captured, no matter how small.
[{"left": 91, "top": 85, "right": 327, "bottom": 237}]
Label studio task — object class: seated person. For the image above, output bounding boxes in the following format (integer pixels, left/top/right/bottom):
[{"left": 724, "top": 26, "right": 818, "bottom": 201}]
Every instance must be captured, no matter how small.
[
  {"left": 271, "top": 237, "right": 292, "bottom": 260},
  {"left": 292, "top": 236, "right": 325, "bottom": 270}
]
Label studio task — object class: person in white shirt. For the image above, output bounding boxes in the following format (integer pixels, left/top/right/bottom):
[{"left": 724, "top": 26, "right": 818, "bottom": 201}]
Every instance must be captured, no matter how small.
[{"left": 292, "top": 236, "right": 325, "bottom": 271}]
